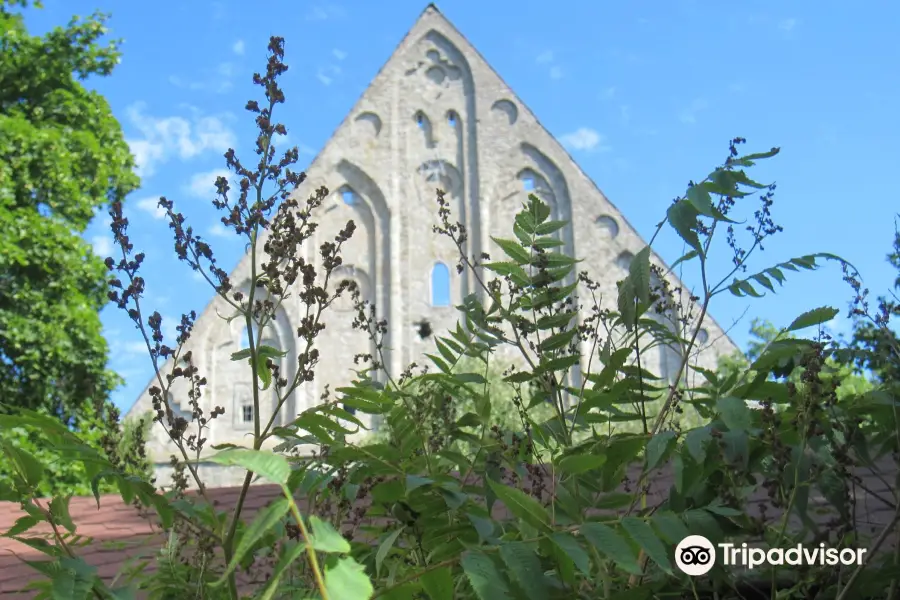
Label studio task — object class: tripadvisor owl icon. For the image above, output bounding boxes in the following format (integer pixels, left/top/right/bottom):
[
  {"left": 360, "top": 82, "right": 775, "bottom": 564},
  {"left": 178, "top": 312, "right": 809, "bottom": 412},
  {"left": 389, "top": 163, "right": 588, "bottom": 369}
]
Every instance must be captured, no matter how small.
[{"left": 675, "top": 535, "right": 716, "bottom": 576}]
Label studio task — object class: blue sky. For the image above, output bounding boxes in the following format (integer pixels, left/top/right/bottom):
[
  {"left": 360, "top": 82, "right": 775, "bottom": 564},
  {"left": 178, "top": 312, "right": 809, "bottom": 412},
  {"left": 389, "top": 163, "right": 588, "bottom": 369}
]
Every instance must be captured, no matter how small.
[{"left": 22, "top": 0, "right": 900, "bottom": 413}]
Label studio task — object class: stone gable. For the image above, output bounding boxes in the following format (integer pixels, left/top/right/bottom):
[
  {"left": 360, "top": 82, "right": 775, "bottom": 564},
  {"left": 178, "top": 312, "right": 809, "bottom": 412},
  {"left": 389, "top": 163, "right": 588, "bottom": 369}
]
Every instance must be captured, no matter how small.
[{"left": 127, "top": 5, "right": 739, "bottom": 486}]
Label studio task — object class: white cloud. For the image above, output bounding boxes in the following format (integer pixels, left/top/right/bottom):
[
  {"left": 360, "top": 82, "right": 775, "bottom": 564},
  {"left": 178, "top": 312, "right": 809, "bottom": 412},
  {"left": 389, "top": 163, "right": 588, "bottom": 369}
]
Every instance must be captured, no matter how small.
[
  {"left": 208, "top": 222, "right": 230, "bottom": 238},
  {"left": 125, "top": 103, "right": 236, "bottom": 178},
  {"left": 118, "top": 340, "right": 149, "bottom": 357},
  {"left": 232, "top": 39, "right": 245, "bottom": 55},
  {"left": 134, "top": 196, "right": 167, "bottom": 220},
  {"left": 184, "top": 168, "right": 231, "bottom": 199},
  {"left": 778, "top": 18, "right": 797, "bottom": 32},
  {"left": 306, "top": 3, "right": 346, "bottom": 21},
  {"left": 559, "top": 128, "right": 610, "bottom": 152},
  {"left": 168, "top": 62, "right": 237, "bottom": 94},
  {"left": 332, "top": 48, "right": 347, "bottom": 60},
  {"left": 536, "top": 50, "right": 564, "bottom": 80},
  {"left": 161, "top": 314, "right": 180, "bottom": 343},
  {"left": 678, "top": 98, "right": 709, "bottom": 125},
  {"left": 316, "top": 64, "right": 342, "bottom": 86},
  {"left": 91, "top": 234, "right": 114, "bottom": 258}
]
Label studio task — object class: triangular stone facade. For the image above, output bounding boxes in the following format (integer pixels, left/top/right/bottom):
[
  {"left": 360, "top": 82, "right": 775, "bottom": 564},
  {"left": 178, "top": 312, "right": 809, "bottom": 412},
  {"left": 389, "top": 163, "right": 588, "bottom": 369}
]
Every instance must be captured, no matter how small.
[{"left": 127, "top": 5, "right": 738, "bottom": 486}]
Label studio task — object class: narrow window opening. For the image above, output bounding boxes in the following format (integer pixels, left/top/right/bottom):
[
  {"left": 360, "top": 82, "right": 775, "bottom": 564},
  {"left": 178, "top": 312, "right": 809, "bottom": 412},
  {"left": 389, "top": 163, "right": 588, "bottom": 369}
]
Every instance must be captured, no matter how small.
[
  {"left": 415, "top": 112, "right": 425, "bottom": 128},
  {"left": 447, "top": 111, "right": 457, "bottom": 127},
  {"left": 431, "top": 263, "right": 451, "bottom": 307},
  {"left": 240, "top": 323, "right": 261, "bottom": 349},
  {"left": 522, "top": 176, "right": 535, "bottom": 191},
  {"left": 342, "top": 189, "right": 356, "bottom": 205},
  {"left": 242, "top": 404, "right": 253, "bottom": 423}
]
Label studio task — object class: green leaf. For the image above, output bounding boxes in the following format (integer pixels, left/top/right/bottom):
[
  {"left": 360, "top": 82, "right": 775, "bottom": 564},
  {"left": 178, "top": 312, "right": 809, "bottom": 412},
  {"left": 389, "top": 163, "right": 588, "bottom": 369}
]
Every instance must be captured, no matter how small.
[
  {"left": 499, "top": 542, "right": 548, "bottom": 600},
  {"left": 48, "top": 496, "right": 76, "bottom": 534},
  {"left": 645, "top": 431, "right": 676, "bottom": 471},
  {"left": 207, "top": 449, "right": 290, "bottom": 485},
  {"left": 230, "top": 348, "right": 252, "bottom": 361},
  {"left": 256, "top": 345, "right": 288, "bottom": 360},
  {"left": 2, "top": 444, "right": 44, "bottom": 489},
  {"left": 526, "top": 196, "right": 552, "bottom": 225},
  {"left": 730, "top": 147, "right": 780, "bottom": 166},
  {"left": 557, "top": 453, "right": 607, "bottom": 474},
  {"left": 4, "top": 515, "right": 40, "bottom": 537},
  {"left": 375, "top": 529, "right": 404, "bottom": 577},
  {"left": 405, "top": 475, "right": 433, "bottom": 493},
  {"left": 256, "top": 356, "right": 273, "bottom": 390},
  {"left": 620, "top": 517, "right": 672, "bottom": 574},
  {"left": 580, "top": 522, "right": 642, "bottom": 575},
  {"left": 257, "top": 540, "right": 308, "bottom": 600},
  {"left": 535, "top": 220, "right": 567, "bottom": 236},
  {"left": 487, "top": 479, "right": 552, "bottom": 533},
  {"left": 536, "top": 311, "right": 576, "bottom": 330},
  {"left": 538, "top": 328, "right": 578, "bottom": 352},
  {"left": 617, "top": 279, "right": 637, "bottom": 327},
  {"left": 651, "top": 512, "right": 690, "bottom": 544},
  {"left": 309, "top": 515, "right": 351, "bottom": 553},
  {"left": 492, "top": 237, "right": 532, "bottom": 264},
  {"left": 666, "top": 200, "right": 703, "bottom": 255},
  {"left": 786, "top": 306, "right": 840, "bottom": 332},
  {"left": 629, "top": 247, "right": 652, "bottom": 306},
  {"left": 550, "top": 532, "right": 592, "bottom": 575},
  {"left": 532, "top": 354, "right": 580, "bottom": 376},
  {"left": 214, "top": 497, "right": 290, "bottom": 586},
  {"left": 686, "top": 184, "right": 715, "bottom": 217},
  {"left": 684, "top": 427, "right": 712, "bottom": 463},
  {"left": 716, "top": 397, "right": 753, "bottom": 432},
  {"left": 420, "top": 566, "right": 454, "bottom": 600},
  {"left": 425, "top": 353, "right": 451, "bottom": 373},
  {"left": 461, "top": 550, "right": 512, "bottom": 600},
  {"left": 484, "top": 261, "right": 530, "bottom": 284},
  {"left": 325, "top": 556, "right": 375, "bottom": 600}
]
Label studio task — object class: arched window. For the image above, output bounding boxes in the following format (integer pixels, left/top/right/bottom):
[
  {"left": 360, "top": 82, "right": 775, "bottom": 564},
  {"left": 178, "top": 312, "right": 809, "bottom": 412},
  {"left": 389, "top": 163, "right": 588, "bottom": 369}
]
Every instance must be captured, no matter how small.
[
  {"left": 239, "top": 323, "right": 257, "bottom": 349},
  {"left": 342, "top": 189, "right": 356, "bottom": 205},
  {"left": 431, "top": 262, "right": 451, "bottom": 307}
]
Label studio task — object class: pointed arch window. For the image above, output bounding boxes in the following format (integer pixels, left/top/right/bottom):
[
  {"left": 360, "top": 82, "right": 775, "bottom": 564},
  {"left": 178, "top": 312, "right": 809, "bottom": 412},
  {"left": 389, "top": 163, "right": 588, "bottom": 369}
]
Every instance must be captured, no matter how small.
[
  {"left": 239, "top": 323, "right": 259, "bottom": 349},
  {"left": 431, "top": 262, "right": 451, "bottom": 307}
]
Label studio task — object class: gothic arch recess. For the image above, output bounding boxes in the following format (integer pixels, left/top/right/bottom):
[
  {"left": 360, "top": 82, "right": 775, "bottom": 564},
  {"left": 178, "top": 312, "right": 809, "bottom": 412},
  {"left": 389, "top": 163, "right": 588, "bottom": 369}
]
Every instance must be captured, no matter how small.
[
  {"left": 324, "top": 161, "right": 392, "bottom": 390},
  {"left": 649, "top": 270, "right": 682, "bottom": 381},
  {"left": 486, "top": 143, "right": 582, "bottom": 398},
  {"left": 411, "top": 29, "right": 484, "bottom": 301},
  {"left": 201, "top": 282, "right": 296, "bottom": 437}
]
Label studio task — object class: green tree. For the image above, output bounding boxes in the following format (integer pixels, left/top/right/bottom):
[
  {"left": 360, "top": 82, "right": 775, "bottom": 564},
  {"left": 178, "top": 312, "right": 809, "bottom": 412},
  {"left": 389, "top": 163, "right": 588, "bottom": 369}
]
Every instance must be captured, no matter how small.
[
  {"left": 0, "top": 1, "right": 151, "bottom": 493},
  {"left": 718, "top": 318, "right": 874, "bottom": 400},
  {"left": 847, "top": 217, "right": 900, "bottom": 383},
  {"left": 0, "top": 1, "right": 138, "bottom": 419}
]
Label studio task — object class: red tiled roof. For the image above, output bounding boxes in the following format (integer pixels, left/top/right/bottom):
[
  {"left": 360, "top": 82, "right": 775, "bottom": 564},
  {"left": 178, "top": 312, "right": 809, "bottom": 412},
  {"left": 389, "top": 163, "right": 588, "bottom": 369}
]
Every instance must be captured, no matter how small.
[{"left": 0, "top": 485, "right": 286, "bottom": 598}]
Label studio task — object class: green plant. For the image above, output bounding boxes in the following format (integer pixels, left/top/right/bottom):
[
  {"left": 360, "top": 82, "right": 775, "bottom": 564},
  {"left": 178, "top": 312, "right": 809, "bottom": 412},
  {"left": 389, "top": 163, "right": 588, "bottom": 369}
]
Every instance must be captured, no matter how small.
[
  {"left": 2, "top": 34, "right": 898, "bottom": 600},
  {"left": 0, "top": 0, "right": 147, "bottom": 495}
]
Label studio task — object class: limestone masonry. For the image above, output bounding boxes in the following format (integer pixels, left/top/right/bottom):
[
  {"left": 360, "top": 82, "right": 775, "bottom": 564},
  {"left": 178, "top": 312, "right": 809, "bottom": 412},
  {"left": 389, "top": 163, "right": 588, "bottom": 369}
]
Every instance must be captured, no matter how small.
[{"left": 126, "top": 5, "right": 738, "bottom": 487}]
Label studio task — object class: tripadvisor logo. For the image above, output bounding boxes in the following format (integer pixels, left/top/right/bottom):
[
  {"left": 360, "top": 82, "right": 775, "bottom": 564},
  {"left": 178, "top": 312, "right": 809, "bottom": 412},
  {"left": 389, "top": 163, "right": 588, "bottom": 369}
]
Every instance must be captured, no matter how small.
[{"left": 675, "top": 536, "right": 867, "bottom": 577}]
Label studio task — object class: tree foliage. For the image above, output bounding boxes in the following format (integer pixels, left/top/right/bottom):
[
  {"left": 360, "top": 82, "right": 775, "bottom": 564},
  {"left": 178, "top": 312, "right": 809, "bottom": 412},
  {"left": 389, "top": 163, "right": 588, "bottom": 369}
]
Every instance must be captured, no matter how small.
[
  {"left": 847, "top": 216, "right": 900, "bottom": 384},
  {"left": 0, "top": 0, "right": 138, "bottom": 417}
]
